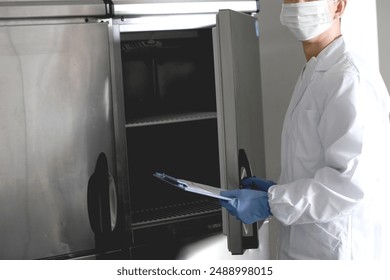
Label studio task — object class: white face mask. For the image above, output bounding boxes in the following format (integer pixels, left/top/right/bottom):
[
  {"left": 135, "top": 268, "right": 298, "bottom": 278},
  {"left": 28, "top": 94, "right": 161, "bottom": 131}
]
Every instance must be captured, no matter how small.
[{"left": 280, "top": 0, "right": 338, "bottom": 41}]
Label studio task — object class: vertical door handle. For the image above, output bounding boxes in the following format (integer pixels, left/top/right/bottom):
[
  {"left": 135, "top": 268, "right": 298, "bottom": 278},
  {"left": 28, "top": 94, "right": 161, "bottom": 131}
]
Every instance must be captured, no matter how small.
[
  {"left": 87, "top": 153, "right": 117, "bottom": 234},
  {"left": 107, "top": 171, "right": 117, "bottom": 232},
  {"left": 238, "top": 149, "right": 259, "bottom": 249}
]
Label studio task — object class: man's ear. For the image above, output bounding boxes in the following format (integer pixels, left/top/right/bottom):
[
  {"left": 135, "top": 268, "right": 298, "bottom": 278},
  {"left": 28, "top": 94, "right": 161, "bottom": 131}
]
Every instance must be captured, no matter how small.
[{"left": 336, "top": 0, "right": 347, "bottom": 19}]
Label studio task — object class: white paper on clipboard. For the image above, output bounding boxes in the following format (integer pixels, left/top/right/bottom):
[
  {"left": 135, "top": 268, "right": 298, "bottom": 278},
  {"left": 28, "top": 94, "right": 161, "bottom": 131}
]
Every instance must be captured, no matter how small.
[{"left": 153, "top": 172, "right": 233, "bottom": 201}]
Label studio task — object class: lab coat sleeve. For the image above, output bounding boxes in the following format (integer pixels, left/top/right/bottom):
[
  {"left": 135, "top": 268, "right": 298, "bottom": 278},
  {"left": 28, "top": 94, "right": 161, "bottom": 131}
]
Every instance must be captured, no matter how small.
[{"left": 269, "top": 74, "right": 365, "bottom": 225}]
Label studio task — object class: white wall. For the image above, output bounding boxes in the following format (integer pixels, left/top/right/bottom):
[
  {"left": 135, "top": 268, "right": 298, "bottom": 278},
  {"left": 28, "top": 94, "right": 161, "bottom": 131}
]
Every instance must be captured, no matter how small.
[
  {"left": 257, "top": 0, "right": 304, "bottom": 182},
  {"left": 377, "top": 0, "right": 390, "bottom": 89},
  {"left": 342, "top": 0, "right": 379, "bottom": 67}
]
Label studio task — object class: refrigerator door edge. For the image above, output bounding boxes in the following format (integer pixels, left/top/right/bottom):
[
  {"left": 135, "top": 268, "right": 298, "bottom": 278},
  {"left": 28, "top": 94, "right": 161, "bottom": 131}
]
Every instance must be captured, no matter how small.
[{"left": 213, "top": 9, "right": 266, "bottom": 255}]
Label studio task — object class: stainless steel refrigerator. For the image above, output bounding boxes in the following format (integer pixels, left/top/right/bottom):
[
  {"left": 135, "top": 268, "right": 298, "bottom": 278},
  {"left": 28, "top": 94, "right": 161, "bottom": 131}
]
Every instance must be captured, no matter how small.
[{"left": 0, "top": 0, "right": 266, "bottom": 259}]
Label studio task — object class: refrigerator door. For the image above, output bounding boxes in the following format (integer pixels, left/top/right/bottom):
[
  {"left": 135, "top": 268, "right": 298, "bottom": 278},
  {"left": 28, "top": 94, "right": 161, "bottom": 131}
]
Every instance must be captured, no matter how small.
[
  {"left": 213, "top": 10, "right": 266, "bottom": 255},
  {"left": 0, "top": 22, "right": 117, "bottom": 259}
]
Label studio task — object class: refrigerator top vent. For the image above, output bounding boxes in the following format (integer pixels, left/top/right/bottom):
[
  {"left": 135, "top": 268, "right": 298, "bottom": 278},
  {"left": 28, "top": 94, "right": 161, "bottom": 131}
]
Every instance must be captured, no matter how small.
[{"left": 111, "top": 0, "right": 259, "bottom": 16}]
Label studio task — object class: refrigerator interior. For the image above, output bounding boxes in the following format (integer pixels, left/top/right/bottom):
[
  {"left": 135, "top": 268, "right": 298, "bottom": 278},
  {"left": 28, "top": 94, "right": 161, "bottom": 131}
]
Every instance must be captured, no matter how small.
[
  {"left": 120, "top": 28, "right": 223, "bottom": 245},
  {"left": 121, "top": 29, "right": 217, "bottom": 122}
]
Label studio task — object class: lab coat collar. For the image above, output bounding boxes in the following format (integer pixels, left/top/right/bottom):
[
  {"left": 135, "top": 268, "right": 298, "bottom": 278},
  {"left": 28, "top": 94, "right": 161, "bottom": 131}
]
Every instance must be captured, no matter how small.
[
  {"left": 315, "top": 36, "right": 346, "bottom": 71},
  {"left": 301, "top": 56, "right": 317, "bottom": 81},
  {"left": 291, "top": 37, "right": 346, "bottom": 117}
]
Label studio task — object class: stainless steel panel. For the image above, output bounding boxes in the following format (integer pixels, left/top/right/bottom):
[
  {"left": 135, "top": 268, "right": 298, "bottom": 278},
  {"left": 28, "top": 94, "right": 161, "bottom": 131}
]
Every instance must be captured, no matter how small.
[
  {"left": 112, "top": 0, "right": 259, "bottom": 16},
  {"left": 0, "top": 22, "right": 115, "bottom": 259},
  {"left": 0, "top": 0, "right": 107, "bottom": 19},
  {"left": 213, "top": 10, "right": 265, "bottom": 255}
]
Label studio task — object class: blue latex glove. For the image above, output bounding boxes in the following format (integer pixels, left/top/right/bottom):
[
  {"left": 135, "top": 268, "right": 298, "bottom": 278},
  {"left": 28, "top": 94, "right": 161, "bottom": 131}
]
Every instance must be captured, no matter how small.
[
  {"left": 220, "top": 189, "right": 271, "bottom": 224},
  {"left": 241, "top": 176, "right": 275, "bottom": 192}
]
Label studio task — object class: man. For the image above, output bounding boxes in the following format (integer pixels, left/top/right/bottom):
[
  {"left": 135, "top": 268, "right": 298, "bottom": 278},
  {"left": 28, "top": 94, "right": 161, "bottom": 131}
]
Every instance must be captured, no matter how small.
[{"left": 221, "top": 0, "right": 390, "bottom": 259}]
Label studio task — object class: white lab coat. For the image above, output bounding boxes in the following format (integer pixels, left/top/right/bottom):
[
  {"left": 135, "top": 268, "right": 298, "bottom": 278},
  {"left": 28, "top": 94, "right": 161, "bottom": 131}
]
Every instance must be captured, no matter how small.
[{"left": 268, "top": 37, "right": 390, "bottom": 259}]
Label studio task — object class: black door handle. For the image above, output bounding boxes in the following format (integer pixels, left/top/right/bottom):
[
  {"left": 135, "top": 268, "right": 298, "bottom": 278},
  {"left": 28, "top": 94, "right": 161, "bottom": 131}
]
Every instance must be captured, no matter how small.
[
  {"left": 238, "top": 149, "right": 259, "bottom": 250},
  {"left": 87, "top": 153, "right": 114, "bottom": 235}
]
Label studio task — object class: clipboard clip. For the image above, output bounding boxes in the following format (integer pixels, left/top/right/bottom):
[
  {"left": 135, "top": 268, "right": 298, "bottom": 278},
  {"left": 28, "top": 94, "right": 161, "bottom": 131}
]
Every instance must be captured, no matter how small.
[
  {"left": 153, "top": 172, "right": 233, "bottom": 201},
  {"left": 153, "top": 172, "right": 188, "bottom": 190}
]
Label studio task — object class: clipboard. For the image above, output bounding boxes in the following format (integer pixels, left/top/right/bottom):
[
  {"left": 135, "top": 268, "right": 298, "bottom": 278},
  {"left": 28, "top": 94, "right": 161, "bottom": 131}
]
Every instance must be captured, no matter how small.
[{"left": 153, "top": 172, "right": 233, "bottom": 201}]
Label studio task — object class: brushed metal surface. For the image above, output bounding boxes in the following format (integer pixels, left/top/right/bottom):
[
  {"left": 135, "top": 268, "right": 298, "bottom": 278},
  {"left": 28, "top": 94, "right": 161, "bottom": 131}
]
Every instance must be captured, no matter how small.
[{"left": 0, "top": 22, "right": 116, "bottom": 259}]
